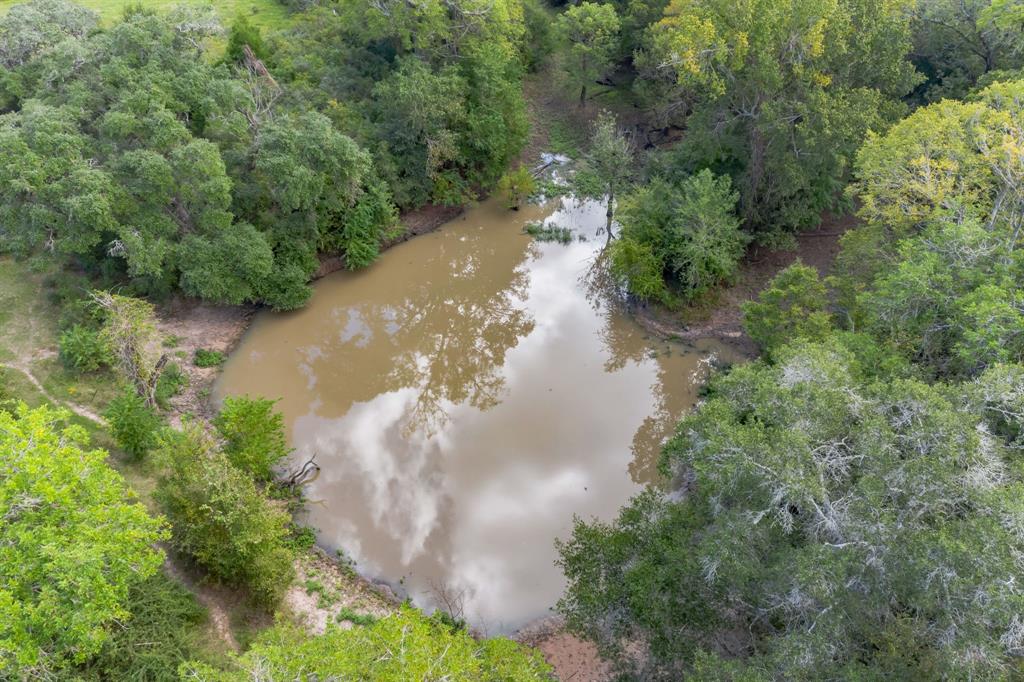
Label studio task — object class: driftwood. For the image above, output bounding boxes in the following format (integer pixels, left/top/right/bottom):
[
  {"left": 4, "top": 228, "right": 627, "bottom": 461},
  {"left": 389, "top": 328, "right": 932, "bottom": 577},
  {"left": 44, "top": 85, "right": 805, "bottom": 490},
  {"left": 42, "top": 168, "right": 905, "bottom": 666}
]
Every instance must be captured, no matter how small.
[{"left": 285, "top": 454, "right": 320, "bottom": 487}]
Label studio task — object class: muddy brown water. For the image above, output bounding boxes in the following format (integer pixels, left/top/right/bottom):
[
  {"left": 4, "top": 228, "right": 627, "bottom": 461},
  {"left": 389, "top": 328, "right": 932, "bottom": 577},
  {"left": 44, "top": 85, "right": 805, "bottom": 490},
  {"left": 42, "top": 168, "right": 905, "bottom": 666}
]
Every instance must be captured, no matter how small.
[{"left": 215, "top": 196, "right": 739, "bottom": 632}]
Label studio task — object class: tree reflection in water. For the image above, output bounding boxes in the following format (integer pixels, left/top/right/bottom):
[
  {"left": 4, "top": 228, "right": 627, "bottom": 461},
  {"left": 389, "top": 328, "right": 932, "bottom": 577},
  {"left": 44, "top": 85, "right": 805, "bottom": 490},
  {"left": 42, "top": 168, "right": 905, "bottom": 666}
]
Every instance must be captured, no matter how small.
[
  {"left": 383, "top": 246, "right": 535, "bottom": 435},
  {"left": 580, "top": 242, "right": 728, "bottom": 484}
]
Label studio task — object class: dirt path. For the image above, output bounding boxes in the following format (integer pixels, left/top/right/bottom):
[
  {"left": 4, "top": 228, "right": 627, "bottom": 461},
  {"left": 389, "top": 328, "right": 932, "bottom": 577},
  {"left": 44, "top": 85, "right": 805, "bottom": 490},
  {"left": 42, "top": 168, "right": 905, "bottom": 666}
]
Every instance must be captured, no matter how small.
[
  {"left": 0, "top": 361, "right": 106, "bottom": 424},
  {"left": 162, "top": 553, "right": 241, "bottom": 652}
]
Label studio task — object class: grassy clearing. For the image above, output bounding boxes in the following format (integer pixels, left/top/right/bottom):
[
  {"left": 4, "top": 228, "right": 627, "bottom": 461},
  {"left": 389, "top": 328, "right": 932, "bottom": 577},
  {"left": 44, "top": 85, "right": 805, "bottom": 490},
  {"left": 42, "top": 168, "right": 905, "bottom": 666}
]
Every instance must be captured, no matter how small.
[
  {"left": 0, "top": 258, "right": 59, "bottom": 364},
  {"left": 0, "top": 0, "right": 293, "bottom": 33}
]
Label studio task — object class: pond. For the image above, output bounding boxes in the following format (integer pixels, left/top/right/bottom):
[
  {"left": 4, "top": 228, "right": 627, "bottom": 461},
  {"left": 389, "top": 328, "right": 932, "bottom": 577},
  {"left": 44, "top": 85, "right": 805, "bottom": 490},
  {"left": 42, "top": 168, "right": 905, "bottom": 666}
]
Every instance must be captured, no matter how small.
[{"left": 215, "top": 194, "right": 739, "bottom": 632}]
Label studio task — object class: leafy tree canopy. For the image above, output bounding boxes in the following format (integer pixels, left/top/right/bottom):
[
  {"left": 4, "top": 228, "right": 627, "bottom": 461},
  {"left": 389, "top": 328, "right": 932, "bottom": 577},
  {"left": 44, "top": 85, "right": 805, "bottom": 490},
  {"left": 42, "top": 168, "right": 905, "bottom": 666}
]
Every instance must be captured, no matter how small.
[
  {"left": 558, "top": 342, "right": 1024, "bottom": 680},
  {"left": 0, "top": 404, "right": 166, "bottom": 675},
  {"left": 638, "top": 0, "right": 920, "bottom": 239},
  {"left": 182, "top": 606, "right": 553, "bottom": 681},
  {"left": 611, "top": 169, "right": 747, "bottom": 303}
]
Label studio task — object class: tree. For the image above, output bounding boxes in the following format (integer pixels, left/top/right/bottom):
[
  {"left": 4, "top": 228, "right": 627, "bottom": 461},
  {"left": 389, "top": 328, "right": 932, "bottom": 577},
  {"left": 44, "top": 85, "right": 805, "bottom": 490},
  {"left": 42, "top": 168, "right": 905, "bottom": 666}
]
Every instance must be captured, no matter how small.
[
  {"left": 0, "top": 404, "right": 166, "bottom": 675},
  {"left": 557, "top": 2, "right": 621, "bottom": 104},
  {"left": 573, "top": 111, "right": 635, "bottom": 240},
  {"left": 214, "top": 396, "right": 291, "bottom": 481},
  {"left": 105, "top": 389, "right": 163, "bottom": 461},
  {"left": 837, "top": 79, "right": 1024, "bottom": 376},
  {"left": 182, "top": 606, "right": 552, "bottom": 681},
  {"left": 611, "top": 170, "right": 747, "bottom": 302},
  {"left": 910, "top": 0, "right": 1024, "bottom": 102},
  {"left": 742, "top": 262, "right": 832, "bottom": 355},
  {"left": 640, "top": 0, "right": 920, "bottom": 238},
  {"left": 0, "top": 0, "right": 97, "bottom": 69},
  {"left": 92, "top": 292, "right": 168, "bottom": 408},
  {"left": 558, "top": 342, "right": 1024, "bottom": 679},
  {"left": 223, "top": 14, "right": 267, "bottom": 65},
  {"left": 154, "top": 423, "right": 295, "bottom": 607},
  {"left": 497, "top": 164, "right": 537, "bottom": 209}
]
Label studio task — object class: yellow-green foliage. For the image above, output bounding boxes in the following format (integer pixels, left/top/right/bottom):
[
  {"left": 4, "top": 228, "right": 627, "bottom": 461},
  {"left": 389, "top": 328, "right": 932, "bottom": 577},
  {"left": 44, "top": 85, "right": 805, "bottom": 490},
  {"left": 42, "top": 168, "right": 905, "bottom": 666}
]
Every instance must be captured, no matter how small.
[
  {"left": 0, "top": 404, "right": 166, "bottom": 675},
  {"left": 497, "top": 164, "right": 537, "bottom": 209},
  {"left": 0, "top": 0, "right": 291, "bottom": 32},
  {"left": 182, "top": 606, "right": 553, "bottom": 681}
]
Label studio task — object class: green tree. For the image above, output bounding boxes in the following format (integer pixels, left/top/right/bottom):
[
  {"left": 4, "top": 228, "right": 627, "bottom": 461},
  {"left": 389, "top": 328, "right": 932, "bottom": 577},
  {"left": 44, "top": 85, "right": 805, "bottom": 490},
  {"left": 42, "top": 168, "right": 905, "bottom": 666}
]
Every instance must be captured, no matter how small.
[
  {"left": 223, "top": 14, "right": 267, "bottom": 65},
  {"left": 640, "top": 0, "right": 920, "bottom": 238},
  {"left": 742, "top": 262, "right": 832, "bottom": 355},
  {"left": 105, "top": 389, "right": 163, "bottom": 461},
  {"left": 910, "top": 0, "right": 1024, "bottom": 102},
  {"left": 0, "top": 404, "right": 166, "bottom": 675},
  {"left": 0, "top": 0, "right": 97, "bottom": 70},
  {"left": 558, "top": 343, "right": 1024, "bottom": 679},
  {"left": 92, "top": 292, "right": 168, "bottom": 407},
  {"left": 557, "top": 2, "right": 621, "bottom": 104},
  {"left": 182, "top": 606, "right": 552, "bottom": 681},
  {"left": 573, "top": 111, "right": 635, "bottom": 240},
  {"left": 838, "top": 79, "right": 1024, "bottom": 375},
  {"left": 154, "top": 423, "right": 295, "bottom": 607},
  {"left": 497, "top": 164, "right": 537, "bottom": 209},
  {"left": 214, "top": 396, "right": 291, "bottom": 481},
  {"left": 611, "top": 170, "right": 747, "bottom": 301}
]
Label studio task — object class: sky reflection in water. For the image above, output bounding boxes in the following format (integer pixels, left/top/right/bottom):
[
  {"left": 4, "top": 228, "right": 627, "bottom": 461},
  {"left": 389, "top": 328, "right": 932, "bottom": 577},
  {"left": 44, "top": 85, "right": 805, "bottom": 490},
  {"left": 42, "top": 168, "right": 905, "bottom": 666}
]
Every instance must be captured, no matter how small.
[{"left": 215, "top": 197, "right": 735, "bottom": 632}]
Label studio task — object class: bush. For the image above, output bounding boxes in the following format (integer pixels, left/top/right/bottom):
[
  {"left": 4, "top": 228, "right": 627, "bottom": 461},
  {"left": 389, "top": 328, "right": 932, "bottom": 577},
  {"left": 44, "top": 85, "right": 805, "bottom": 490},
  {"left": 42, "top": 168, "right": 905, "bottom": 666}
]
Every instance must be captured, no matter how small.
[
  {"left": 105, "top": 390, "right": 162, "bottom": 460},
  {"left": 181, "top": 606, "right": 552, "bottom": 680},
  {"left": 742, "top": 262, "right": 833, "bottom": 355},
  {"left": 154, "top": 423, "right": 295, "bottom": 608},
  {"left": 75, "top": 573, "right": 208, "bottom": 682},
  {"left": 614, "top": 170, "right": 747, "bottom": 302},
  {"left": 214, "top": 396, "right": 291, "bottom": 481},
  {"left": 59, "top": 325, "right": 109, "bottom": 372},
  {"left": 497, "top": 164, "right": 537, "bottom": 210},
  {"left": 608, "top": 237, "right": 670, "bottom": 303},
  {"left": 193, "top": 349, "right": 226, "bottom": 368},
  {"left": 154, "top": 362, "right": 188, "bottom": 410}
]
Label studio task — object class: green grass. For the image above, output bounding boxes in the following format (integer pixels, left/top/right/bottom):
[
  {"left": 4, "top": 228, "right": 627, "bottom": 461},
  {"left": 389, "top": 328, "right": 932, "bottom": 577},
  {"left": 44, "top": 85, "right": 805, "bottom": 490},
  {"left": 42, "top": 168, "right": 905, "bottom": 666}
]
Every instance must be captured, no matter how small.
[
  {"left": 0, "top": 0, "right": 293, "bottom": 33},
  {"left": 0, "top": 257, "right": 60, "bottom": 364}
]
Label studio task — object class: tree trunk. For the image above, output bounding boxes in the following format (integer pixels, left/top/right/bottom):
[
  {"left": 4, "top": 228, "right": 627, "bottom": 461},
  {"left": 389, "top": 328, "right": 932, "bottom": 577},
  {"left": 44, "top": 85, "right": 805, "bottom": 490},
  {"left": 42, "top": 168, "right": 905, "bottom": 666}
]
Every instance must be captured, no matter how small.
[
  {"left": 143, "top": 354, "right": 169, "bottom": 409},
  {"left": 580, "top": 83, "right": 587, "bottom": 105},
  {"left": 605, "top": 192, "right": 614, "bottom": 243}
]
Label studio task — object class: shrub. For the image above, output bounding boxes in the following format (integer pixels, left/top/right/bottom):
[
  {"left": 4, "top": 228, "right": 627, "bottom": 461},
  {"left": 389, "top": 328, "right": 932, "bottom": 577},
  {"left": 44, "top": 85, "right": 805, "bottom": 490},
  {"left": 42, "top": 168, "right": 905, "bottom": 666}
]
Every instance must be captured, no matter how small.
[
  {"left": 608, "top": 238, "right": 670, "bottom": 303},
  {"left": 194, "top": 349, "right": 226, "bottom": 368},
  {"left": 742, "top": 262, "right": 833, "bottom": 355},
  {"left": 214, "top": 396, "right": 291, "bottom": 481},
  {"left": 614, "top": 171, "right": 747, "bottom": 302},
  {"left": 497, "top": 164, "right": 537, "bottom": 210},
  {"left": 154, "top": 362, "right": 188, "bottom": 410},
  {"left": 181, "top": 606, "right": 552, "bottom": 680},
  {"left": 59, "top": 325, "right": 109, "bottom": 372},
  {"left": 75, "top": 573, "right": 208, "bottom": 681},
  {"left": 154, "top": 423, "right": 295, "bottom": 608},
  {"left": 105, "top": 390, "right": 162, "bottom": 460}
]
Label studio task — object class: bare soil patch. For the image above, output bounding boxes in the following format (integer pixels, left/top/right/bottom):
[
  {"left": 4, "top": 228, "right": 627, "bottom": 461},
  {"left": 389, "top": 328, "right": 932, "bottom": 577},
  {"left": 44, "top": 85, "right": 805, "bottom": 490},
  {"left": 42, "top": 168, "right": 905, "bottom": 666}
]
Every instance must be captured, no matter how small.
[
  {"left": 155, "top": 300, "right": 256, "bottom": 424},
  {"left": 517, "top": 617, "right": 612, "bottom": 682},
  {"left": 283, "top": 550, "right": 397, "bottom": 635}
]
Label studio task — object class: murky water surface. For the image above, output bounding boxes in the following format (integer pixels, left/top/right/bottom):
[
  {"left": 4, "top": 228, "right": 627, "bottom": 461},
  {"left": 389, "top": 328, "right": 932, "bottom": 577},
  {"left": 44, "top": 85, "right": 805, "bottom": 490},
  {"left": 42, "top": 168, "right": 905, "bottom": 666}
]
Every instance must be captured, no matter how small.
[{"left": 216, "top": 197, "right": 737, "bottom": 632}]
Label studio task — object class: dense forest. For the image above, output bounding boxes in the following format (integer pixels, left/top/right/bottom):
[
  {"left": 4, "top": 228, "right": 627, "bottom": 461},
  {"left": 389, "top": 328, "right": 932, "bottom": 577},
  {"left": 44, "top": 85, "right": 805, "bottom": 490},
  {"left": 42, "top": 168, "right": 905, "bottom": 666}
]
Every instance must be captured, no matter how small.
[{"left": 2, "top": 0, "right": 1024, "bottom": 678}]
